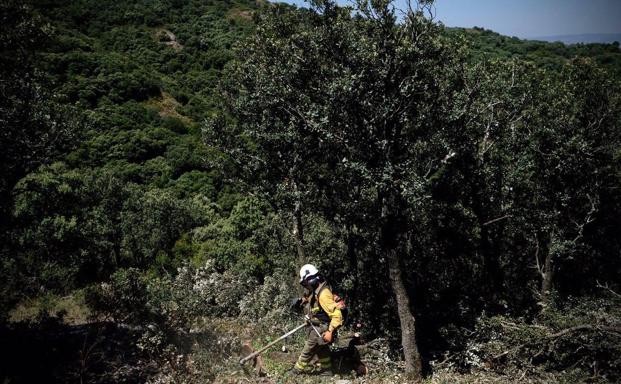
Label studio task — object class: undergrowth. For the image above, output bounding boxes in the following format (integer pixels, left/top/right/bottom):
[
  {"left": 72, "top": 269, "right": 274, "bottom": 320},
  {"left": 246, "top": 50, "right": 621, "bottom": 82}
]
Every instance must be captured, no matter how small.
[{"left": 3, "top": 264, "right": 619, "bottom": 383}]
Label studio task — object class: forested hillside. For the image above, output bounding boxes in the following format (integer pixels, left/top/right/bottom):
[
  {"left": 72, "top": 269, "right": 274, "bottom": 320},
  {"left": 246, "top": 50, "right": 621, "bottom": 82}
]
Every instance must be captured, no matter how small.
[
  {"left": 1, "top": 0, "right": 256, "bottom": 298},
  {"left": 447, "top": 26, "right": 621, "bottom": 77},
  {"left": 1, "top": 0, "right": 620, "bottom": 383}
]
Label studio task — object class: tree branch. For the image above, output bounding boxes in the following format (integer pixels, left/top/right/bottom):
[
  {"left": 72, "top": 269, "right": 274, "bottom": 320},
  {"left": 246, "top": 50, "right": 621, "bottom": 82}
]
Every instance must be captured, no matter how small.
[
  {"left": 596, "top": 280, "right": 621, "bottom": 299},
  {"left": 492, "top": 323, "right": 621, "bottom": 360},
  {"left": 482, "top": 214, "right": 512, "bottom": 226},
  {"left": 531, "top": 233, "right": 545, "bottom": 279},
  {"left": 572, "top": 194, "right": 598, "bottom": 243}
]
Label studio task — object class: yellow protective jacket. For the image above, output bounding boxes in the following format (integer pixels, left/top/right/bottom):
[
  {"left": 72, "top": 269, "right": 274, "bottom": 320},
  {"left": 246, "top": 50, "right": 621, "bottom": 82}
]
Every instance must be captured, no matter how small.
[{"left": 305, "top": 282, "right": 343, "bottom": 333}]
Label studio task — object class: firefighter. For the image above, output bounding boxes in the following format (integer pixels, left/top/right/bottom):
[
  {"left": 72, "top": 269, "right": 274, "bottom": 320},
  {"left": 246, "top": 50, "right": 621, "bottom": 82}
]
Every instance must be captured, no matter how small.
[{"left": 291, "top": 264, "right": 343, "bottom": 375}]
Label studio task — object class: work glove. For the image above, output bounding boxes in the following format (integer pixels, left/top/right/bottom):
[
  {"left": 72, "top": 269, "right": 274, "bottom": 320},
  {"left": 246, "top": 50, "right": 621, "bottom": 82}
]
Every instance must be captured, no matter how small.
[
  {"left": 290, "top": 297, "right": 303, "bottom": 313},
  {"left": 322, "top": 330, "right": 333, "bottom": 343}
]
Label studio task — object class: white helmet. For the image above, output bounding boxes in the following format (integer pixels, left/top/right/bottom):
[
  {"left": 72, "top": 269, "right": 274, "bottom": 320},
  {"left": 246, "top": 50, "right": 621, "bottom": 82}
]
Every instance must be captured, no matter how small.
[{"left": 299, "top": 264, "right": 319, "bottom": 283}]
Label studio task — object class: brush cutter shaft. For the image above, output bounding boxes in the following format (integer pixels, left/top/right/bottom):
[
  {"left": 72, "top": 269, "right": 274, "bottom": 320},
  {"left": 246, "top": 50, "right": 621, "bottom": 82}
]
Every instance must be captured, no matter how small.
[
  {"left": 306, "top": 315, "right": 323, "bottom": 338},
  {"left": 239, "top": 322, "right": 307, "bottom": 365}
]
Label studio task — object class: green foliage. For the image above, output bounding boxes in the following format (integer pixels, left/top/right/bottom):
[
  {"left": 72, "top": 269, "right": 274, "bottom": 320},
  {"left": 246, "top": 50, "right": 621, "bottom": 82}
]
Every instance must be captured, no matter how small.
[
  {"left": 120, "top": 189, "right": 212, "bottom": 268},
  {"left": 191, "top": 196, "right": 287, "bottom": 279},
  {"left": 12, "top": 163, "right": 106, "bottom": 291},
  {"left": 0, "top": 2, "right": 83, "bottom": 295},
  {"left": 10, "top": 162, "right": 217, "bottom": 292}
]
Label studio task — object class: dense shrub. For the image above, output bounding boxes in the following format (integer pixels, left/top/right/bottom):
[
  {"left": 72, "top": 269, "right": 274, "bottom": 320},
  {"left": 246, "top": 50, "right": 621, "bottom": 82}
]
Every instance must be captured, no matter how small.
[
  {"left": 239, "top": 275, "right": 291, "bottom": 323},
  {"left": 85, "top": 268, "right": 150, "bottom": 323},
  {"left": 85, "top": 262, "right": 256, "bottom": 328}
]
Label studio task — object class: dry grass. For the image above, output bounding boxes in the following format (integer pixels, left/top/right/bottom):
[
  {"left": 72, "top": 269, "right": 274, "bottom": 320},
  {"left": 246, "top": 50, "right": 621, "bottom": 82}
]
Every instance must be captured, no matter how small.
[
  {"left": 143, "top": 92, "right": 192, "bottom": 124},
  {"left": 9, "top": 292, "right": 91, "bottom": 324},
  {"left": 227, "top": 7, "right": 254, "bottom": 22}
]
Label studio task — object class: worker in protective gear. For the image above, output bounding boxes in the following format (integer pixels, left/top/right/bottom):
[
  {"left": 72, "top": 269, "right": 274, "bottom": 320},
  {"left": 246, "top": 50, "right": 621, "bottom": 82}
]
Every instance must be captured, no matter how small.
[{"left": 291, "top": 264, "right": 343, "bottom": 375}]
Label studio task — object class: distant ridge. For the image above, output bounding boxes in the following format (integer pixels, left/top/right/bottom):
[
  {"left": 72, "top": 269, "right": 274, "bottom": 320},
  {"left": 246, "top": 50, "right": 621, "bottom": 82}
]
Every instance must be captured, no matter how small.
[{"left": 530, "top": 33, "right": 621, "bottom": 45}]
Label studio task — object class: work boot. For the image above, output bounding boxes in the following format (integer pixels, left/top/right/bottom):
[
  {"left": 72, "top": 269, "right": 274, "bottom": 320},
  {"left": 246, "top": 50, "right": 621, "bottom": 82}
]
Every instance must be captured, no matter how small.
[
  {"left": 289, "top": 367, "right": 314, "bottom": 376},
  {"left": 315, "top": 357, "right": 332, "bottom": 376},
  {"left": 289, "top": 362, "right": 313, "bottom": 375}
]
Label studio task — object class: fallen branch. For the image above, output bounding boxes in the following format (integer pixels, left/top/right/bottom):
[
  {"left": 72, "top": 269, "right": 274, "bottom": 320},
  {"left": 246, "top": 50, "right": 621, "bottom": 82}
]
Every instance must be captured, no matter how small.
[{"left": 492, "top": 323, "right": 621, "bottom": 360}]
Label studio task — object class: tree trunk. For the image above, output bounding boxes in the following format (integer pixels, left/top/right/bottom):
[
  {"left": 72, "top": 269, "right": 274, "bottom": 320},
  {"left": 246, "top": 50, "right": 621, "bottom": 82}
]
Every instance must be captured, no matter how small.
[
  {"left": 541, "top": 246, "right": 554, "bottom": 307},
  {"left": 386, "top": 247, "right": 422, "bottom": 376},
  {"left": 381, "top": 192, "right": 422, "bottom": 377},
  {"left": 537, "top": 232, "right": 554, "bottom": 309},
  {"left": 112, "top": 239, "right": 120, "bottom": 269}
]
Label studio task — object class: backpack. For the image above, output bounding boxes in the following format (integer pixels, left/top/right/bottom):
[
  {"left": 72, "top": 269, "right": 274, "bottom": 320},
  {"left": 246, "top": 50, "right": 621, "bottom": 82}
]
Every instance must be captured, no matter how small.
[{"left": 317, "top": 285, "right": 349, "bottom": 323}]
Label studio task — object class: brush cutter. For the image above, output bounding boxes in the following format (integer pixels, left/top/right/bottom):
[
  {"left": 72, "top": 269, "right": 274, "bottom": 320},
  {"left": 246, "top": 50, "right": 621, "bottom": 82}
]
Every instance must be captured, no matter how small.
[{"left": 239, "top": 315, "right": 316, "bottom": 365}]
